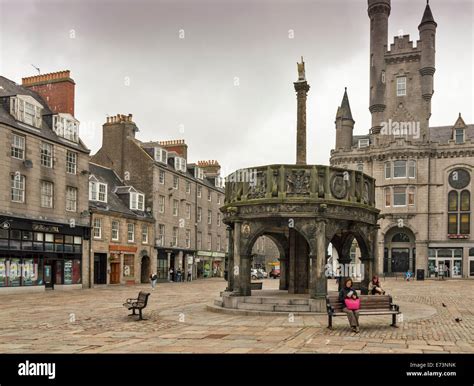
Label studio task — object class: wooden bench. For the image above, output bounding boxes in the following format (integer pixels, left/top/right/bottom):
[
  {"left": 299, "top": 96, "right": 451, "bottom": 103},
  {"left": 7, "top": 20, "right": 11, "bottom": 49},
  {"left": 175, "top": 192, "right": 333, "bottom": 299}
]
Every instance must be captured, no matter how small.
[
  {"left": 250, "top": 282, "right": 263, "bottom": 290},
  {"left": 123, "top": 291, "right": 150, "bottom": 320},
  {"left": 326, "top": 293, "right": 400, "bottom": 329}
]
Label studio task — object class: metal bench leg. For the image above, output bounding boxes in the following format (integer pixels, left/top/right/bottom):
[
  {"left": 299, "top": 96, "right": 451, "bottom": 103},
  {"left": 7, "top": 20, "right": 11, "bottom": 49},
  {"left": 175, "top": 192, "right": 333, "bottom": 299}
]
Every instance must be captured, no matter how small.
[
  {"left": 138, "top": 308, "right": 147, "bottom": 321},
  {"left": 128, "top": 308, "right": 137, "bottom": 316},
  {"left": 328, "top": 315, "right": 333, "bottom": 329},
  {"left": 391, "top": 314, "right": 398, "bottom": 327}
]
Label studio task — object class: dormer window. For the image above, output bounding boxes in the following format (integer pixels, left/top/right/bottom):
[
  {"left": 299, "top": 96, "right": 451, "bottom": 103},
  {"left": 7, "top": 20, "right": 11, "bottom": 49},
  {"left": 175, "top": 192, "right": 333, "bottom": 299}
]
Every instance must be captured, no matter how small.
[
  {"left": 154, "top": 147, "right": 168, "bottom": 164},
  {"left": 130, "top": 192, "right": 145, "bottom": 211},
  {"left": 396, "top": 77, "right": 407, "bottom": 96},
  {"left": 455, "top": 129, "right": 465, "bottom": 144},
  {"left": 174, "top": 157, "right": 187, "bottom": 173},
  {"left": 215, "top": 177, "right": 225, "bottom": 188},
  {"left": 52, "top": 113, "right": 79, "bottom": 142},
  {"left": 10, "top": 95, "right": 42, "bottom": 128},
  {"left": 358, "top": 139, "right": 370, "bottom": 148},
  {"left": 194, "top": 167, "right": 204, "bottom": 180},
  {"left": 89, "top": 180, "right": 107, "bottom": 203}
]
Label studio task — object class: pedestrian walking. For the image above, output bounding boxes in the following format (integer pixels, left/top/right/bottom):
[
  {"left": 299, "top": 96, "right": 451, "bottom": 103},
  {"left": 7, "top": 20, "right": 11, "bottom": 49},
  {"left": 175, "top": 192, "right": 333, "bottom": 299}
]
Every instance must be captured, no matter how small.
[
  {"left": 176, "top": 268, "right": 182, "bottom": 282},
  {"left": 150, "top": 272, "right": 158, "bottom": 290},
  {"left": 169, "top": 267, "right": 174, "bottom": 282},
  {"left": 187, "top": 267, "right": 192, "bottom": 282}
]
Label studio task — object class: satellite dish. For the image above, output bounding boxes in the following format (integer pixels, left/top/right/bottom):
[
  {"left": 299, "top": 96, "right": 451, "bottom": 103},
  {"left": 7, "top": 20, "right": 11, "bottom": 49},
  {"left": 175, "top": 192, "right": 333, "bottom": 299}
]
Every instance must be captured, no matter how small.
[{"left": 23, "top": 160, "right": 33, "bottom": 168}]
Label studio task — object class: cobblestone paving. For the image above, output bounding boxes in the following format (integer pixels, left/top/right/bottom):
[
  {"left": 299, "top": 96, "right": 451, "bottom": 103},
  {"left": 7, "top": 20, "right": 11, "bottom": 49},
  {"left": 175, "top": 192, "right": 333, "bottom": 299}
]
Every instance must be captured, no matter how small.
[{"left": 1, "top": 278, "right": 473, "bottom": 353}]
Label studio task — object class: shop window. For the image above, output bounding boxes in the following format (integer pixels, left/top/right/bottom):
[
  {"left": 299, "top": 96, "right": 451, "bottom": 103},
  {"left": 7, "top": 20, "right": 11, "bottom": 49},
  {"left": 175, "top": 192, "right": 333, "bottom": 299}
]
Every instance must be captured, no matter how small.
[{"left": 123, "top": 254, "right": 134, "bottom": 277}]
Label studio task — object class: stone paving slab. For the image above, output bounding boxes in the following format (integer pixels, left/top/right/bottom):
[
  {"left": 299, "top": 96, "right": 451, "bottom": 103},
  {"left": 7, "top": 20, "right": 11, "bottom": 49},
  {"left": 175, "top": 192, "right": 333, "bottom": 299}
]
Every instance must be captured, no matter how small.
[{"left": 0, "top": 278, "right": 474, "bottom": 353}]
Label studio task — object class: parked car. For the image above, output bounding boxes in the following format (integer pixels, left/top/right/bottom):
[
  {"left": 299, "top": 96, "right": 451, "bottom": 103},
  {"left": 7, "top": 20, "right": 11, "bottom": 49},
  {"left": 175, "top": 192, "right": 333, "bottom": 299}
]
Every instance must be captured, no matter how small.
[
  {"left": 269, "top": 268, "right": 280, "bottom": 279},
  {"left": 251, "top": 268, "right": 264, "bottom": 280},
  {"left": 257, "top": 269, "right": 268, "bottom": 278}
]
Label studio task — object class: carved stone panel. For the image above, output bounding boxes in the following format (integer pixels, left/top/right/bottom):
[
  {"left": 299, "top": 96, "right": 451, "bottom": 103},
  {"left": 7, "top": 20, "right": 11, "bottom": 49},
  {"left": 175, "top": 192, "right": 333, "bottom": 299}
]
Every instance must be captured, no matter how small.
[{"left": 286, "top": 169, "right": 310, "bottom": 195}]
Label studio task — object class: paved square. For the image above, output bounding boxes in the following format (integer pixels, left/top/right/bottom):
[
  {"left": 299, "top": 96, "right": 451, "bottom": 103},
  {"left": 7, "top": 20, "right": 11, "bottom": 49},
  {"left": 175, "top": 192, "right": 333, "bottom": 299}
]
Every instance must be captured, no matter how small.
[{"left": 1, "top": 278, "right": 473, "bottom": 353}]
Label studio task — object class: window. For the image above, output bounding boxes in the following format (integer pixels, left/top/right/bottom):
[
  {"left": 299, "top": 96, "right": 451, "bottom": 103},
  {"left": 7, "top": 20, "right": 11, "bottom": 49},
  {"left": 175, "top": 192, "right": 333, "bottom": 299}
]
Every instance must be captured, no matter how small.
[
  {"left": 393, "top": 187, "right": 407, "bottom": 206},
  {"left": 208, "top": 210, "right": 212, "bottom": 225},
  {"left": 197, "top": 232, "right": 202, "bottom": 250},
  {"left": 185, "top": 229, "right": 191, "bottom": 248},
  {"left": 66, "top": 151, "right": 77, "bottom": 174},
  {"left": 159, "top": 170, "right": 165, "bottom": 184},
  {"left": 40, "top": 142, "right": 53, "bottom": 168},
  {"left": 194, "top": 167, "right": 204, "bottom": 180},
  {"left": 455, "top": 129, "right": 465, "bottom": 144},
  {"left": 385, "top": 162, "right": 391, "bottom": 179},
  {"left": 357, "top": 164, "right": 364, "bottom": 172},
  {"left": 215, "top": 177, "right": 225, "bottom": 188},
  {"left": 173, "top": 199, "right": 179, "bottom": 216},
  {"left": 10, "top": 96, "right": 42, "bottom": 128},
  {"left": 157, "top": 224, "right": 165, "bottom": 246},
  {"left": 141, "top": 225, "right": 148, "bottom": 244},
  {"left": 66, "top": 186, "right": 77, "bottom": 212},
  {"left": 127, "top": 223, "right": 135, "bottom": 242},
  {"left": 358, "top": 139, "right": 369, "bottom": 148},
  {"left": 130, "top": 192, "right": 145, "bottom": 211},
  {"left": 53, "top": 114, "right": 79, "bottom": 142},
  {"left": 384, "top": 187, "right": 391, "bottom": 207},
  {"left": 207, "top": 234, "right": 212, "bottom": 250},
  {"left": 93, "top": 218, "right": 102, "bottom": 239},
  {"left": 123, "top": 254, "right": 134, "bottom": 277},
  {"left": 11, "top": 134, "right": 25, "bottom": 159},
  {"left": 397, "top": 76, "right": 407, "bottom": 96},
  {"left": 154, "top": 148, "right": 168, "bottom": 164},
  {"left": 408, "top": 160, "right": 416, "bottom": 178},
  {"left": 217, "top": 213, "right": 222, "bottom": 226},
  {"left": 197, "top": 186, "right": 202, "bottom": 198},
  {"left": 448, "top": 190, "right": 470, "bottom": 235},
  {"left": 217, "top": 195, "right": 221, "bottom": 205},
  {"left": 408, "top": 186, "right": 416, "bottom": 206},
  {"left": 89, "top": 181, "right": 107, "bottom": 203},
  {"left": 111, "top": 221, "right": 119, "bottom": 241},
  {"left": 173, "top": 176, "right": 179, "bottom": 189},
  {"left": 185, "top": 203, "right": 191, "bottom": 219},
  {"left": 186, "top": 181, "right": 191, "bottom": 194},
  {"left": 393, "top": 160, "right": 407, "bottom": 178},
  {"left": 159, "top": 195, "right": 165, "bottom": 213},
  {"left": 174, "top": 157, "right": 186, "bottom": 173},
  {"left": 197, "top": 207, "right": 202, "bottom": 222},
  {"left": 172, "top": 227, "right": 178, "bottom": 247},
  {"left": 207, "top": 191, "right": 212, "bottom": 202},
  {"left": 217, "top": 235, "right": 221, "bottom": 251},
  {"left": 40, "top": 181, "right": 54, "bottom": 208},
  {"left": 11, "top": 174, "right": 25, "bottom": 203}
]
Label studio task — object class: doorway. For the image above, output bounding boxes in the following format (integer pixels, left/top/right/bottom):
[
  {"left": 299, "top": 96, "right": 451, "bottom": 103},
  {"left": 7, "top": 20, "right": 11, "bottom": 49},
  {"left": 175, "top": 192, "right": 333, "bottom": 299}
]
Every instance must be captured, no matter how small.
[
  {"left": 44, "top": 263, "right": 53, "bottom": 289},
  {"left": 94, "top": 253, "right": 107, "bottom": 284},
  {"left": 110, "top": 262, "right": 121, "bottom": 284},
  {"left": 391, "top": 248, "right": 409, "bottom": 273},
  {"left": 141, "top": 256, "right": 150, "bottom": 283}
]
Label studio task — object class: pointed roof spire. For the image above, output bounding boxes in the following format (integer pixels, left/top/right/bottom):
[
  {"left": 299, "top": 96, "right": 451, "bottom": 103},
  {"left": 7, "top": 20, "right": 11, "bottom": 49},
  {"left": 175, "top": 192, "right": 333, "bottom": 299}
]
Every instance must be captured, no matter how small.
[
  {"left": 419, "top": 0, "right": 437, "bottom": 29},
  {"left": 336, "top": 87, "right": 354, "bottom": 121}
]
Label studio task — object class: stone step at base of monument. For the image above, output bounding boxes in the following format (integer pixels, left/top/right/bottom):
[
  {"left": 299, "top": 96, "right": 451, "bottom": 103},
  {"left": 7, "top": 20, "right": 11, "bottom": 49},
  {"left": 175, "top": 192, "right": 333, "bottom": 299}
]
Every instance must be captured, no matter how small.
[{"left": 243, "top": 297, "right": 309, "bottom": 306}]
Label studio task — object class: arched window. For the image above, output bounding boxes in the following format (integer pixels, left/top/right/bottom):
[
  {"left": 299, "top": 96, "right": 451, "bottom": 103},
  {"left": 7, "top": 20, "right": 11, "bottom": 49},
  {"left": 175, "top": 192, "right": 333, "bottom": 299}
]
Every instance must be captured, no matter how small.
[
  {"left": 392, "top": 233, "right": 410, "bottom": 243},
  {"left": 448, "top": 189, "right": 471, "bottom": 235}
]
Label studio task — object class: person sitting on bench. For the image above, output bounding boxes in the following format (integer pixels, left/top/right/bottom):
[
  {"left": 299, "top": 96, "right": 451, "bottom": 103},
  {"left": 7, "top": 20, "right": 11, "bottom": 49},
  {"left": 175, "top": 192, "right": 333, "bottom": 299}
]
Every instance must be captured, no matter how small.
[{"left": 368, "top": 275, "right": 385, "bottom": 295}]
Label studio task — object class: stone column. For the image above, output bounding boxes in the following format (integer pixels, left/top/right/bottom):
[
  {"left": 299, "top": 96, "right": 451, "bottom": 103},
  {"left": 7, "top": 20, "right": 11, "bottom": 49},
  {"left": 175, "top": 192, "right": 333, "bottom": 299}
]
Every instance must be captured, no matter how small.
[
  {"left": 371, "top": 226, "right": 380, "bottom": 275},
  {"left": 167, "top": 252, "right": 171, "bottom": 281},
  {"left": 310, "top": 220, "right": 327, "bottom": 299},
  {"left": 226, "top": 225, "right": 235, "bottom": 292},
  {"left": 279, "top": 256, "right": 288, "bottom": 290},
  {"left": 294, "top": 77, "right": 310, "bottom": 165},
  {"left": 240, "top": 254, "right": 251, "bottom": 296},
  {"left": 288, "top": 228, "right": 296, "bottom": 294},
  {"left": 232, "top": 221, "right": 242, "bottom": 295}
]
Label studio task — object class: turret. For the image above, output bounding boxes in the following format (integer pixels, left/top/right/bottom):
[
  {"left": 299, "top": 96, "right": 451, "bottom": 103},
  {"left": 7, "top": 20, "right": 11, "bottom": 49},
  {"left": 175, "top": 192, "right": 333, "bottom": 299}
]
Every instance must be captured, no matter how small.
[
  {"left": 418, "top": 0, "right": 437, "bottom": 101},
  {"left": 335, "top": 88, "right": 355, "bottom": 150},
  {"left": 368, "top": 0, "right": 391, "bottom": 134}
]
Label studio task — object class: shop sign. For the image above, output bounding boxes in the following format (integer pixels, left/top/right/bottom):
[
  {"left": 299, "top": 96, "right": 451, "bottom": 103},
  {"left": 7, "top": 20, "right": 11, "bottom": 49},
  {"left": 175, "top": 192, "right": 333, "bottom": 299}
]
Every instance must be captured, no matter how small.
[
  {"left": 32, "top": 223, "right": 60, "bottom": 233},
  {"left": 109, "top": 245, "right": 137, "bottom": 253},
  {"left": 211, "top": 252, "right": 226, "bottom": 258},
  {"left": 197, "top": 251, "right": 212, "bottom": 257}
]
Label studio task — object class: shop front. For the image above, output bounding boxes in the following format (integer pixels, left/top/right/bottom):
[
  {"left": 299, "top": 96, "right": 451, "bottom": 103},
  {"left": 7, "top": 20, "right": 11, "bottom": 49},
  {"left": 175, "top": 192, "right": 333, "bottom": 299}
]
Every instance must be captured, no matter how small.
[
  {"left": 428, "top": 248, "right": 463, "bottom": 278},
  {"left": 0, "top": 217, "right": 87, "bottom": 292},
  {"left": 196, "top": 251, "right": 225, "bottom": 278},
  {"left": 108, "top": 244, "right": 138, "bottom": 285}
]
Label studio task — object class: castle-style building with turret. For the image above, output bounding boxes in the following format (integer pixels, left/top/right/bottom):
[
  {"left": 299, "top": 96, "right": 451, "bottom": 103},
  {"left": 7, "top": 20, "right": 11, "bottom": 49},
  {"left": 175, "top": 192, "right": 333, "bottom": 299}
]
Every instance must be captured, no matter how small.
[{"left": 330, "top": 0, "right": 474, "bottom": 279}]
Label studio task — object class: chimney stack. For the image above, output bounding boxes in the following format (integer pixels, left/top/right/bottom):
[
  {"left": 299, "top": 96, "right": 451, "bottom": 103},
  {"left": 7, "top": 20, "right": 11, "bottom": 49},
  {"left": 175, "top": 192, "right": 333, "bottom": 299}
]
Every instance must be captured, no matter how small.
[
  {"left": 22, "top": 70, "right": 75, "bottom": 116},
  {"left": 197, "top": 160, "right": 221, "bottom": 177},
  {"left": 158, "top": 139, "right": 188, "bottom": 160}
]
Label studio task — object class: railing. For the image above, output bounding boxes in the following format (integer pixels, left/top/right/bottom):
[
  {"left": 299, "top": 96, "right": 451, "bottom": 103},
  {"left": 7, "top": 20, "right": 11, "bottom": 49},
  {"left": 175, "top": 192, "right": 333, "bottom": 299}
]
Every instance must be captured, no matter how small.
[{"left": 224, "top": 164, "right": 376, "bottom": 207}]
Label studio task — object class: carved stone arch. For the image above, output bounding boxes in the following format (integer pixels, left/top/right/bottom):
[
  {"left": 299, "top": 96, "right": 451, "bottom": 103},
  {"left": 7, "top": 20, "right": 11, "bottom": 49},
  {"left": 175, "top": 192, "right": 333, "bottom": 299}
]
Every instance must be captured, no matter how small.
[
  {"left": 240, "top": 221, "right": 268, "bottom": 257},
  {"left": 293, "top": 219, "right": 318, "bottom": 255},
  {"left": 381, "top": 221, "right": 419, "bottom": 239}
]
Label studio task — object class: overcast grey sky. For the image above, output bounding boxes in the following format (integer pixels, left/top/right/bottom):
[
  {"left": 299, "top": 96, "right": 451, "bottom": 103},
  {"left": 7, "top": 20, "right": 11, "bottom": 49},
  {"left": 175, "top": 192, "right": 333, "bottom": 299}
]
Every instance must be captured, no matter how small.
[{"left": 0, "top": 0, "right": 473, "bottom": 175}]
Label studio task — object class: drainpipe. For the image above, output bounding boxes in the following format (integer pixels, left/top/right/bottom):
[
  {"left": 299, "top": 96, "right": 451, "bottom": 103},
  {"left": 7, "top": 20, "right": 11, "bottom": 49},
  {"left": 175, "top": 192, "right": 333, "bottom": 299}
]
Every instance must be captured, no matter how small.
[{"left": 89, "top": 210, "right": 93, "bottom": 289}]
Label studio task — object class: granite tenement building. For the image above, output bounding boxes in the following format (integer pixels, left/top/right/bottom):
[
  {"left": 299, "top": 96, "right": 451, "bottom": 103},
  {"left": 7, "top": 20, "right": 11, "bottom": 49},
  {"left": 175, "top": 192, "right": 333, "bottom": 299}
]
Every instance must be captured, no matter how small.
[
  {"left": 91, "top": 115, "right": 227, "bottom": 281},
  {"left": 0, "top": 71, "right": 91, "bottom": 292},
  {"left": 330, "top": 0, "right": 474, "bottom": 278}
]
